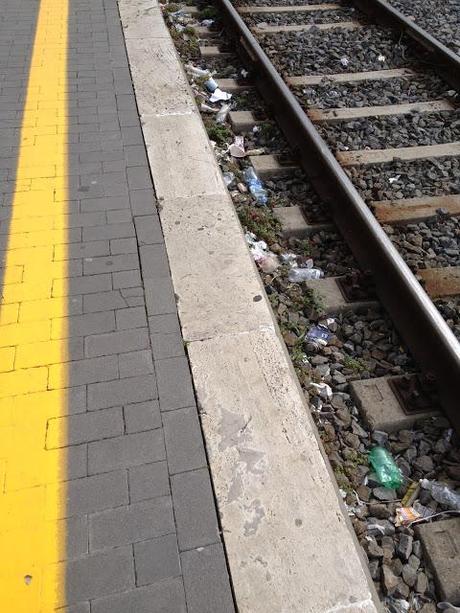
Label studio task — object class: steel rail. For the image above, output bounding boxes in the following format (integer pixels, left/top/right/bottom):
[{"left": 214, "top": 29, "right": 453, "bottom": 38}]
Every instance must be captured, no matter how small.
[
  {"left": 353, "top": 0, "right": 460, "bottom": 89},
  {"left": 215, "top": 0, "right": 460, "bottom": 431}
]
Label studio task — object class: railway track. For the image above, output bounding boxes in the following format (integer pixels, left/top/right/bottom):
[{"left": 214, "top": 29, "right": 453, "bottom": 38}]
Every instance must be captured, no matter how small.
[
  {"left": 194, "top": 0, "right": 460, "bottom": 433},
  {"left": 164, "top": 0, "right": 460, "bottom": 608}
]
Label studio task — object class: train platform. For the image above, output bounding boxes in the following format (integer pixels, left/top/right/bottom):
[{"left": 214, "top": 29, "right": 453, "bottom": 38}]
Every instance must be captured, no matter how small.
[{"left": 0, "top": 0, "right": 380, "bottom": 611}]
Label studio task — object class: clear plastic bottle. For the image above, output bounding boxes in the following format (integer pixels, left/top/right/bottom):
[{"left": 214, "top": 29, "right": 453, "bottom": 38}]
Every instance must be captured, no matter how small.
[
  {"left": 420, "top": 479, "right": 460, "bottom": 510},
  {"left": 288, "top": 268, "right": 323, "bottom": 282},
  {"left": 368, "top": 446, "right": 403, "bottom": 489},
  {"left": 243, "top": 167, "right": 268, "bottom": 206}
]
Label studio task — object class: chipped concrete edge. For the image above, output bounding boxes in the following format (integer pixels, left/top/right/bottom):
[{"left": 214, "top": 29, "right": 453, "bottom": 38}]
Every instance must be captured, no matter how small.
[{"left": 118, "top": 1, "right": 382, "bottom": 611}]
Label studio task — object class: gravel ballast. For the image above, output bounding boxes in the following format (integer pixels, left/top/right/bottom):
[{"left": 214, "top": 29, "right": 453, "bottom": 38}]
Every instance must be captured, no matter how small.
[
  {"left": 233, "top": 0, "right": 350, "bottom": 6},
  {"left": 346, "top": 157, "right": 460, "bottom": 202},
  {"left": 262, "top": 26, "right": 423, "bottom": 76},
  {"left": 385, "top": 216, "right": 460, "bottom": 272},
  {"left": 293, "top": 74, "right": 454, "bottom": 109},
  {"left": 389, "top": 0, "right": 460, "bottom": 56},
  {"left": 244, "top": 7, "right": 357, "bottom": 26},
  {"left": 318, "top": 110, "right": 460, "bottom": 151}
]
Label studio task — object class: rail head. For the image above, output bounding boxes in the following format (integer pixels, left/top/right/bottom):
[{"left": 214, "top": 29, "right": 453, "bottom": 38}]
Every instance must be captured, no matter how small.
[{"left": 214, "top": 0, "right": 460, "bottom": 431}]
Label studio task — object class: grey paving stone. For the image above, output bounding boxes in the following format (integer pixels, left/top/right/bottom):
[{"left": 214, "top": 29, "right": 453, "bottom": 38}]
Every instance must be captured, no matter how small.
[
  {"left": 116, "top": 94, "right": 136, "bottom": 110},
  {"left": 156, "top": 357, "right": 196, "bottom": 412},
  {"left": 144, "top": 278, "right": 176, "bottom": 316},
  {"left": 134, "top": 534, "right": 181, "bottom": 586},
  {"left": 134, "top": 214, "right": 163, "bottom": 245},
  {"left": 122, "top": 126, "right": 144, "bottom": 146},
  {"left": 150, "top": 332, "right": 185, "bottom": 360},
  {"left": 51, "top": 355, "right": 118, "bottom": 388},
  {"left": 106, "top": 209, "right": 132, "bottom": 225},
  {"left": 58, "top": 603, "right": 90, "bottom": 613},
  {"left": 121, "top": 286, "right": 144, "bottom": 297},
  {"left": 85, "top": 328, "right": 150, "bottom": 358},
  {"left": 113, "top": 269, "right": 142, "bottom": 289},
  {"left": 124, "top": 144, "right": 148, "bottom": 166},
  {"left": 53, "top": 311, "right": 116, "bottom": 339},
  {"left": 65, "top": 444, "right": 89, "bottom": 481},
  {"left": 83, "top": 253, "right": 139, "bottom": 275},
  {"left": 125, "top": 296, "right": 145, "bottom": 307},
  {"left": 64, "top": 241, "right": 110, "bottom": 259},
  {"left": 139, "top": 244, "right": 170, "bottom": 280},
  {"left": 54, "top": 273, "right": 112, "bottom": 296},
  {"left": 65, "top": 515, "right": 89, "bottom": 560},
  {"left": 88, "top": 429, "right": 165, "bottom": 473},
  {"left": 89, "top": 497, "right": 175, "bottom": 550},
  {"left": 80, "top": 195, "right": 129, "bottom": 212},
  {"left": 63, "top": 471, "right": 129, "bottom": 517},
  {"left": 83, "top": 290, "right": 128, "bottom": 313},
  {"left": 115, "top": 306, "right": 147, "bottom": 330},
  {"left": 129, "top": 189, "right": 157, "bottom": 216},
  {"left": 119, "top": 349, "right": 154, "bottom": 378},
  {"left": 171, "top": 469, "right": 220, "bottom": 551},
  {"left": 110, "top": 237, "right": 137, "bottom": 255},
  {"left": 47, "top": 407, "right": 123, "bottom": 448},
  {"left": 128, "top": 461, "right": 170, "bottom": 502},
  {"left": 124, "top": 400, "right": 161, "bottom": 433},
  {"left": 65, "top": 546, "right": 134, "bottom": 605},
  {"left": 148, "top": 313, "right": 181, "bottom": 335},
  {"left": 162, "top": 407, "right": 206, "bottom": 475},
  {"left": 83, "top": 221, "right": 134, "bottom": 242},
  {"left": 181, "top": 544, "right": 235, "bottom": 613},
  {"left": 91, "top": 579, "right": 186, "bottom": 613}
]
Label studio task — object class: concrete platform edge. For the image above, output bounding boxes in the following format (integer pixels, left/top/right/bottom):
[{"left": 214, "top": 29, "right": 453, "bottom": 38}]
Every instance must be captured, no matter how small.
[{"left": 118, "top": 1, "right": 382, "bottom": 611}]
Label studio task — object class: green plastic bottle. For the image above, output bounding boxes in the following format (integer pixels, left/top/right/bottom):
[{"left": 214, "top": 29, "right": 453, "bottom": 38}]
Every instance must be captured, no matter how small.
[{"left": 369, "top": 446, "right": 403, "bottom": 490}]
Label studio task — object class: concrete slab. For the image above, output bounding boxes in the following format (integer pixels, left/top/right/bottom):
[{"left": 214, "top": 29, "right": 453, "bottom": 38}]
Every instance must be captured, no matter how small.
[
  {"left": 229, "top": 111, "right": 257, "bottom": 133},
  {"left": 350, "top": 377, "right": 438, "bottom": 432},
  {"left": 273, "top": 205, "right": 309, "bottom": 237},
  {"left": 250, "top": 154, "right": 298, "bottom": 179},
  {"left": 141, "top": 114, "right": 225, "bottom": 200},
  {"left": 416, "top": 519, "right": 460, "bottom": 605},
  {"left": 159, "top": 193, "right": 274, "bottom": 341},
  {"left": 188, "top": 328, "right": 379, "bottom": 613},
  {"left": 122, "top": 2, "right": 381, "bottom": 611},
  {"left": 119, "top": 4, "right": 168, "bottom": 39},
  {"left": 124, "top": 38, "right": 196, "bottom": 117},
  {"left": 304, "top": 277, "right": 378, "bottom": 314}
]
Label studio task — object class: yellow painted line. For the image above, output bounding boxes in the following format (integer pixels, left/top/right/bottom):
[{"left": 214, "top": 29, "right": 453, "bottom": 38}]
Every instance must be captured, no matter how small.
[{"left": 0, "top": 0, "right": 70, "bottom": 609}]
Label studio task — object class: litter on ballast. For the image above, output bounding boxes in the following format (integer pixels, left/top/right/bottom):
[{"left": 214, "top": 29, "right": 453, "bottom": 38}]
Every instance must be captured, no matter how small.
[
  {"left": 401, "top": 480, "right": 420, "bottom": 506},
  {"left": 310, "top": 381, "right": 333, "bottom": 400},
  {"left": 305, "top": 324, "right": 333, "bottom": 347},
  {"left": 185, "top": 64, "right": 211, "bottom": 77},
  {"left": 216, "top": 103, "right": 231, "bottom": 124},
  {"left": 243, "top": 166, "right": 268, "bottom": 206},
  {"left": 288, "top": 267, "right": 323, "bottom": 282},
  {"left": 229, "top": 135, "right": 245, "bottom": 158},
  {"left": 200, "top": 103, "right": 218, "bottom": 113},
  {"left": 210, "top": 88, "right": 232, "bottom": 102},
  {"left": 204, "top": 77, "right": 218, "bottom": 93},
  {"left": 420, "top": 478, "right": 460, "bottom": 510},
  {"left": 222, "top": 171, "right": 235, "bottom": 188},
  {"left": 245, "top": 232, "right": 280, "bottom": 273}
]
